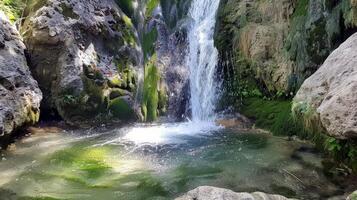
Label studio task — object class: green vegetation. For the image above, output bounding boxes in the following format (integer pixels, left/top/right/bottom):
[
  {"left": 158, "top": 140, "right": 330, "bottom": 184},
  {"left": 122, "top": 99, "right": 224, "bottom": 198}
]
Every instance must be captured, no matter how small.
[
  {"left": 11, "top": 143, "right": 171, "bottom": 200},
  {"left": 240, "top": 98, "right": 304, "bottom": 137},
  {"left": 145, "top": 0, "right": 160, "bottom": 17},
  {"left": 142, "top": 28, "right": 158, "bottom": 60},
  {"left": 141, "top": 55, "right": 160, "bottom": 122},
  {"left": 109, "top": 97, "right": 135, "bottom": 120},
  {"left": 0, "top": 0, "right": 26, "bottom": 22},
  {"left": 291, "top": 0, "right": 308, "bottom": 18}
]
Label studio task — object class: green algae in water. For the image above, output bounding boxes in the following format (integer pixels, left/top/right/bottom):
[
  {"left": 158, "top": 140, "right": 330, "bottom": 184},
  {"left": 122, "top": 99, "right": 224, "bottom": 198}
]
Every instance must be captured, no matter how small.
[{"left": 0, "top": 124, "right": 354, "bottom": 200}]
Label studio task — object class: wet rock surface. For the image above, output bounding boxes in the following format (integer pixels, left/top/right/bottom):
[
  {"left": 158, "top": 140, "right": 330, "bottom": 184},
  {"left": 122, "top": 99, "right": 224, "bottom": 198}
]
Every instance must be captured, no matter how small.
[
  {"left": 0, "top": 12, "right": 42, "bottom": 139},
  {"left": 175, "top": 186, "right": 295, "bottom": 200},
  {"left": 293, "top": 33, "right": 357, "bottom": 139},
  {"left": 21, "top": 0, "right": 142, "bottom": 125}
]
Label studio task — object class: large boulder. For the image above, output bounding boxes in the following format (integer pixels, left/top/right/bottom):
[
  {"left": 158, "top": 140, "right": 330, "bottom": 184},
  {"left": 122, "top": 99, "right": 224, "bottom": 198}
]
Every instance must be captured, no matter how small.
[
  {"left": 175, "top": 186, "right": 295, "bottom": 200},
  {"left": 21, "top": 0, "right": 142, "bottom": 125},
  {"left": 0, "top": 12, "right": 42, "bottom": 138},
  {"left": 292, "top": 33, "right": 357, "bottom": 139}
]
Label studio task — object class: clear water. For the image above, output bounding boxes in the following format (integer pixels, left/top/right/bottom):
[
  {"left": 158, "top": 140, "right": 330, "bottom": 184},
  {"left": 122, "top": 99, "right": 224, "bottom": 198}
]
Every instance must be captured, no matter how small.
[
  {"left": 0, "top": 122, "right": 349, "bottom": 200},
  {"left": 187, "top": 0, "right": 221, "bottom": 121}
]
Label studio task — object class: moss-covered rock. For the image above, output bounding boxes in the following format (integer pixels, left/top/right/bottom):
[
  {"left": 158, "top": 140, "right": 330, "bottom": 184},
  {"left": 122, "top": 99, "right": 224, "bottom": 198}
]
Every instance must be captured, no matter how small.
[
  {"left": 141, "top": 54, "right": 167, "bottom": 122},
  {"left": 109, "top": 97, "right": 136, "bottom": 120},
  {"left": 21, "top": 0, "right": 141, "bottom": 125},
  {"left": 216, "top": 0, "right": 357, "bottom": 96}
]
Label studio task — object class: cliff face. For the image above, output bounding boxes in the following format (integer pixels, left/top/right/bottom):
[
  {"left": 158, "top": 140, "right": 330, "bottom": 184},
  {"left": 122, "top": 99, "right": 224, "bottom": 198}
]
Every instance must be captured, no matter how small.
[
  {"left": 15, "top": 0, "right": 192, "bottom": 124},
  {"left": 215, "top": 0, "right": 357, "bottom": 95},
  {"left": 0, "top": 12, "right": 42, "bottom": 142},
  {"left": 21, "top": 0, "right": 142, "bottom": 125}
]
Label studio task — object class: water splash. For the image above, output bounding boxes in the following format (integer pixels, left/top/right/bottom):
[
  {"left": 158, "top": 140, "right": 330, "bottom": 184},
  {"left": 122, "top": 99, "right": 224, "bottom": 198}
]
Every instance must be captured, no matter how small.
[
  {"left": 122, "top": 121, "right": 221, "bottom": 145},
  {"left": 186, "top": 0, "right": 221, "bottom": 121}
]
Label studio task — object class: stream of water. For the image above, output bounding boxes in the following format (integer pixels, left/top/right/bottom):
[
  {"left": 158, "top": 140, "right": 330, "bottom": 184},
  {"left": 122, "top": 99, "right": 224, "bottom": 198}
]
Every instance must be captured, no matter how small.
[{"left": 187, "top": 0, "right": 221, "bottom": 121}]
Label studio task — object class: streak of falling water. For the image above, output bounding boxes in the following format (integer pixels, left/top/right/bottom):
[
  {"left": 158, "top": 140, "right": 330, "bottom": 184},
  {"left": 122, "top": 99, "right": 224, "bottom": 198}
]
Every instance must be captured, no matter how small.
[{"left": 186, "top": 0, "right": 221, "bottom": 121}]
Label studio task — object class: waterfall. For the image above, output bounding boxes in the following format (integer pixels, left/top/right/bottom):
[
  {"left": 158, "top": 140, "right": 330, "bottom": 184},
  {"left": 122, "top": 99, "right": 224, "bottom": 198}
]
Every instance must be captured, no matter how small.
[{"left": 186, "top": 0, "right": 221, "bottom": 121}]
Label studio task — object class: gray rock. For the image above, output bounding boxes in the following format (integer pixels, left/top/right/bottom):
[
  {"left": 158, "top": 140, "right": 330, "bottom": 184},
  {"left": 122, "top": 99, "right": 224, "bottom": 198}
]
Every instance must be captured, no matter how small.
[
  {"left": 293, "top": 33, "right": 357, "bottom": 139},
  {"left": 21, "top": 0, "right": 142, "bottom": 124},
  {"left": 175, "top": 186, "right": 296, "bottom": 200},
  {"left": 0, "top": 12, "right": 42, "bottom": 137}
]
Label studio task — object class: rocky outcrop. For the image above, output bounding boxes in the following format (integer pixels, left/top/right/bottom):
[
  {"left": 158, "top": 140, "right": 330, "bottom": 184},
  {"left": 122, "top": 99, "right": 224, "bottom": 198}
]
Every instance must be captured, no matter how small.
[
  {"left": 292, "top": 33, "right": 357, "bottom": 139},
  {"left": 175, "top": 186, "right": 295, "bottom": 200},
  {"left": 0, "top": 12, "right": 42, "bottom": 137},
  {"left": 216, "top": 0, "right": 357, "bottom": 96},
  {"left": 21, "top": 0, "right": 142, "bottom": 125}
]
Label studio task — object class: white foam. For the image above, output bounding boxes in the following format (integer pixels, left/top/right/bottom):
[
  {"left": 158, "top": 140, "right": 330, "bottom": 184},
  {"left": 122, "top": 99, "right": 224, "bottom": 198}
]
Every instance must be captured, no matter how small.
[{"left": 122, "top": 121, "right": 222, "bottom": 145}]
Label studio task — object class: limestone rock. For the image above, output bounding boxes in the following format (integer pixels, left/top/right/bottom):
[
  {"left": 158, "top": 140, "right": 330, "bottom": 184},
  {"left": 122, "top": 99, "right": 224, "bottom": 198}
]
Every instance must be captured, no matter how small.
[
  {"left": 175, "top": 186, "right": 295, "bottom": 200},
  {"left": 215, "top": 0, "right": 357, "bottom": 94},
  {"left": 21, "top": 0, "right": 142, "bottom": 125},
  {"left": 0, "top": 12, "right": 42, "bottom": 137},
  {"left": 293, "top": 33, "right": 357, "bottom": 139}
]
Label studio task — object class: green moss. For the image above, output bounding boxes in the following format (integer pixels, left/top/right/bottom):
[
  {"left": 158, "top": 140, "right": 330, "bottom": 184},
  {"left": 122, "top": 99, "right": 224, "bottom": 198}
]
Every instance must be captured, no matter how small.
[
  {"left": 143, "top": 28, "right": 158, "bottom": 60},
  {"left": 292, "top": 0, "right": 309, "bottom": 18},
  {"left": 292, "top": 100, "right": 357, "bottom": 171},
  {"left": 0, "top": 0, "right": 26, "bottom": 22},
  {"left": 141, "top": 55, "right": 160, "bottom": 122},
  {"left": 157, "top": 84, "right": 168, "bottom": 115},
  {"left": 145, "top": 0, "right": 160, "bottom": 17},
  {"left": 18, "top": 197, "right": 65, "bottom": 200},
  {"left": 109, "top": 97, "right": 135, "bottom": 120},
  {"left": 240, "top": 97, "right": 305, "bottom": 136}
]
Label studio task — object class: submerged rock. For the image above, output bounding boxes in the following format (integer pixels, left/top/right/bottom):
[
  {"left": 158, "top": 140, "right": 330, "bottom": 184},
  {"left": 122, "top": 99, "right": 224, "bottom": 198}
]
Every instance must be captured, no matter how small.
[
  {"left": 0, "top": 12, "right": 42, "bottom": 138},
  {"left": 21, "top": 0, "right": 142, "bottom": 125},
  {"left": 176, "top": 186, "right": 295, "bottom": 200},
  {"left": 293, "top": 33, "right": 357, "bottom": 139}
]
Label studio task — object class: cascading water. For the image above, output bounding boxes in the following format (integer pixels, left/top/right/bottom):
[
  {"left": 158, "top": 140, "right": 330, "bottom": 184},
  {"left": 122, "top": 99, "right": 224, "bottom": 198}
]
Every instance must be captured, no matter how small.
[
  {"left": 186, "top": 0, "right": 221, "bottom": 122},
  {"left": 123, "top": 0, "right": 223, "bottom": 145}
]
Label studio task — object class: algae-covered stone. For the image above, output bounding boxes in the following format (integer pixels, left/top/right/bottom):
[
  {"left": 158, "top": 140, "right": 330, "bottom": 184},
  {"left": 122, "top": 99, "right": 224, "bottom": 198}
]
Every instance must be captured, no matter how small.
[
  {"left": 141, "top": 56, "right": 160, "bottom": 122},
  {"left": 0, "top": 12, "right": 42, "bottom": 138},
  {"left": 21, "top": 0, "right": 141, "bottom": 125},
  {"left": 109, "top": 96, "right": 136, "bottom": 120}
]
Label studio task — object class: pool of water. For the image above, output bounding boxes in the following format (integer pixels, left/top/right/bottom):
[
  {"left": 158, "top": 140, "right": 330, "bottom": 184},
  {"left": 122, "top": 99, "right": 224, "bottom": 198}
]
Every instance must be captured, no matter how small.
[{"left": 0, "top": 122, "right": 352, "bottom": 199}]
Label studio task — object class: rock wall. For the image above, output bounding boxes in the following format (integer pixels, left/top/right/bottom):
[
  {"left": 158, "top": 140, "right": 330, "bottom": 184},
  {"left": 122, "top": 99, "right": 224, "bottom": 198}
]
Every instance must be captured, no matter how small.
[
  {"left": 216, "top": 0, "right": 357, "bottom": 95},
  {"left": 21, "top": 0, "right": 142, "bottom": 125},
  {"left": 0, "top": 12, "right": 42, "bottom": 139}
]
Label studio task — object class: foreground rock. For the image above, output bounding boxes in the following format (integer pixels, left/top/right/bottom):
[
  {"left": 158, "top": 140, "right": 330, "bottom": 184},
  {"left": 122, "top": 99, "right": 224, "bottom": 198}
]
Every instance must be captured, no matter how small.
[
  {"left": 21, "top": 0, "right": 142, "bottom": 125},
  {"left": 293, "top": 33, "right": 357, "bottom": 139},
  {"left": 0, "top": 12, "right": 42, "bottom": 140},
  {"left": 176, "top": 186, "right": 295, "bottom": 200}
]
